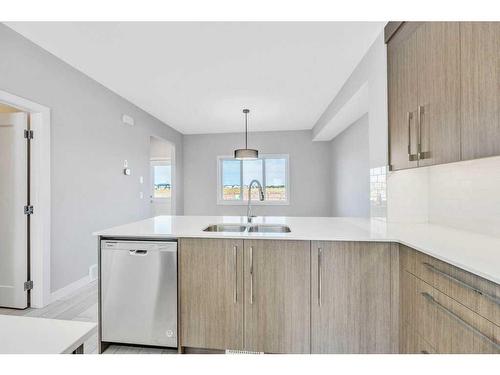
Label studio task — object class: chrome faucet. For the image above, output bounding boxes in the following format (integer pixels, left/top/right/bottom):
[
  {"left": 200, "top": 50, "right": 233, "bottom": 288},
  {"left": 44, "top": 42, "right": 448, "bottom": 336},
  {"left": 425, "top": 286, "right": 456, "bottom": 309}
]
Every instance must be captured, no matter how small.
[{"left": 247, "top": 179, "right": 264, "bottom": 223}]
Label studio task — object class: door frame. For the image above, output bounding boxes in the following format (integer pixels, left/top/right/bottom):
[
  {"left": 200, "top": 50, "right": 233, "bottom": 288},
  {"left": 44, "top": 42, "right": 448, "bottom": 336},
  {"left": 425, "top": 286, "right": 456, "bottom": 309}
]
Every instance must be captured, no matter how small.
[
  {"left": 149, "top": 135, "right": 176, "bottom": 215},
  {"left": 0, "top": 90, "right": 51, "bottom": 308}
]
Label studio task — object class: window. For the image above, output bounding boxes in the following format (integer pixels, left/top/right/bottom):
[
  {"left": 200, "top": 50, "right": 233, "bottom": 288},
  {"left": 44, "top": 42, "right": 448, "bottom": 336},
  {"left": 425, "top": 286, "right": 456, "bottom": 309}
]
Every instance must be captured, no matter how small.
[
  {"left": 218, "top": 154, "right": 289, "bottom": 205},
  {"left": 151, "top": 161, "right": 172, "bottom": 199}
]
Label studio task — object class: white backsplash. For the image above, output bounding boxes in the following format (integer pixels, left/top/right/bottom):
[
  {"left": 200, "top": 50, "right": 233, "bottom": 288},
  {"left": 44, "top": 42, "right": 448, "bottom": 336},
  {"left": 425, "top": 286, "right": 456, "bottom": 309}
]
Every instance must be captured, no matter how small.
[
  {"left": 387, "top": 167, "right": 429, "bottom": 223},
  {"left": 387, "top": 156, "right": 500, "bottom": 238},
  {"left": 370, "top": 166, "right": 388, "bottom": 219}
]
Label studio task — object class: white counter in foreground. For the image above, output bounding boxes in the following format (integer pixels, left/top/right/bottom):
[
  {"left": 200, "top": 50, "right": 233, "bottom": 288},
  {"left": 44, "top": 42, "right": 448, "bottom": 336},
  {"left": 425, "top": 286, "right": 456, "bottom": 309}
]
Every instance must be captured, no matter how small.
[
  {"left": 95, "top": 216, "right": 500, "bottom": 285},
  {"left": 0, "top": 315, "right": 96, "bottom": 354}
]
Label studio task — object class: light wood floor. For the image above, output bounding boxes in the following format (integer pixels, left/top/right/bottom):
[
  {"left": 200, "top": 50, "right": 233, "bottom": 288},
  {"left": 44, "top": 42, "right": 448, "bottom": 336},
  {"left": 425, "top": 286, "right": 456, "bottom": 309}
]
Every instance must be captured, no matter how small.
[{"left": 0, "top": 282, "right": 176, "bottom": 354}]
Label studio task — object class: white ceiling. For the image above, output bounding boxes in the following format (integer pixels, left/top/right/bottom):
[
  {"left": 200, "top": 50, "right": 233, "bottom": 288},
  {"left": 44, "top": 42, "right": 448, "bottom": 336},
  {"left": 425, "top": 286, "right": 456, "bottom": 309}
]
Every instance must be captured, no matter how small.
[{"left": 6, "top": 22, "right": 384, "bottom": 134}]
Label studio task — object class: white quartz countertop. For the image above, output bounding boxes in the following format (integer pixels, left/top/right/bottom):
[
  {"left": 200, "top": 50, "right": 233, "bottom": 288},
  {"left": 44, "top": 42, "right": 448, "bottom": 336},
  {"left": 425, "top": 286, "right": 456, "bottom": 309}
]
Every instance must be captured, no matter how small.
[
  {"left": 95, "top": 216, "right": 500, "bottom": 285},
  {"left": 0, "top": 315, "right": 96, "bottom": 354}
]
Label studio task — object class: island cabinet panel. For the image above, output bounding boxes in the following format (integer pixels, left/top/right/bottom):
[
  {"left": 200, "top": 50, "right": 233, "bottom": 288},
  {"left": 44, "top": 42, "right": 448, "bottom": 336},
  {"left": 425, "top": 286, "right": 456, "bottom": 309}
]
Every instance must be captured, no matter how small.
[
  {"left": 460, "top": 22, "right": 500, "bottom": 160},
  {"left": 179, "top": 238, "right": 244, "bottom": 351},
  {"left": 310, "top": 241, "right": 393, "bottom": 353},
  {"left": 243, "top": 240, "right": 311, "bottom": 354}
]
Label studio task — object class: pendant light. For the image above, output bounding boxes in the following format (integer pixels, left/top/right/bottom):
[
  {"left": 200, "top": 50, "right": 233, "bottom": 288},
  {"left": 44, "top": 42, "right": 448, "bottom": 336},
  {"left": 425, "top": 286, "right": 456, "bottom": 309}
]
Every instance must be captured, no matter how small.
[{"left": 234, "top": 109, "right": 258, "bottom": 160}]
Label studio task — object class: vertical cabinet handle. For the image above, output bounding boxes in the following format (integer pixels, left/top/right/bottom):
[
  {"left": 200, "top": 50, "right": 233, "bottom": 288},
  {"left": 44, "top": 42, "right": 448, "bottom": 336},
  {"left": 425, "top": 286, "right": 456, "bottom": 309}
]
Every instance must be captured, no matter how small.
[
  {"left": 417, "top": 105, "right": 424, "bottom": 159},
  {"left": 233, "top": 245, "right": 238, "bottom": 304},
  {"left": 318, "top": 248, "right": 322, "bottom": 306},
  {"left": 406, "top": 111, "right": 418, "bottom": 161},
  {"left": 249, "top": 246, "right": 254, "bottom": 305},
  {"left": 407, "top": 111, "right": 413, "bottom": 160}
]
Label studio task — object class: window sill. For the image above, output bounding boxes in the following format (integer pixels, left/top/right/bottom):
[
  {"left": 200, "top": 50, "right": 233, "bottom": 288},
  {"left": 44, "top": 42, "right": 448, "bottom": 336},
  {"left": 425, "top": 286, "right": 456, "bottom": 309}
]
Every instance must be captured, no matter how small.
[{"left": 216, "top": 200, "right": 290, "bottom": 206}]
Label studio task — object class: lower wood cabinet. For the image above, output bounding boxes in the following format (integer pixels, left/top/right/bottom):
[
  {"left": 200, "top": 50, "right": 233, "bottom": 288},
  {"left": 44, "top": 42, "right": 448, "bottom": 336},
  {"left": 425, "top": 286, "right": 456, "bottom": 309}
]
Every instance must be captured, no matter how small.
[
  {"left": 244, "top": 240, "right": 310, "bottom": 354},
  {"left": 179, "top": 238, "right": 244, "bottom": 350},
  {"left": 400, "top": 323, "right": 436, "bottom": 354},
  {"left": 311, "top": 241, "right": 394, "bottom": 353},
  {"left": 179, "top": 238, "right": 310, "bottom": 353},
  {"left": 180, "top": 238, "right": 498, "bottom": 354},
  {"left": 400, "top": 246, "right": 500, "bottom": 354}
]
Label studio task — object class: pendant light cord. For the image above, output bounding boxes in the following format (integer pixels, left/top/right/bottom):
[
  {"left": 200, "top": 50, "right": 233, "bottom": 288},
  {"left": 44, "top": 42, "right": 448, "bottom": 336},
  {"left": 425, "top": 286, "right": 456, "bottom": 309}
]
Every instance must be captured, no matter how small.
[{"left": 245, "top": 110, "right": 248, "bottom": 149}]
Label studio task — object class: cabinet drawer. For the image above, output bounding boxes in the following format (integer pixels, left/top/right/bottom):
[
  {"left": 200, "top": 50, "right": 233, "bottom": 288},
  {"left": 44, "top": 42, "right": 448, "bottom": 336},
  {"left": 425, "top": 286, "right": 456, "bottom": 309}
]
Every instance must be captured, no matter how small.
[
  {"left": 400, "top": 323, "right": 436, "bottom": 354},
  {"left": 403, "top": 271, "right": 499, "bottom": 353},
  {"left": 400, "top": 245, "right": 500, "bottom": 326}
]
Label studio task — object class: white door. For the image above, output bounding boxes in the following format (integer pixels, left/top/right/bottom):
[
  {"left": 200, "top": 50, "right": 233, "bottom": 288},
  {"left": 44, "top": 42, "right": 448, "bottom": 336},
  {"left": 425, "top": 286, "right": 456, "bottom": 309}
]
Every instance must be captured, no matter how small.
[
  {"left": 150, "top": 160, "right": 172, "bottom": 216},
  {"left": 0, "top": 112, "right": 29, "bottom": 309}
]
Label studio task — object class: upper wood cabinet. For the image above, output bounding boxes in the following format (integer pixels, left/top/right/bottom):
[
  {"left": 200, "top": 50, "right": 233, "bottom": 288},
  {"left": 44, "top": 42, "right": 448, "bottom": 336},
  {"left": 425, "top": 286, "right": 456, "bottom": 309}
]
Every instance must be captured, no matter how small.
[
  {"left": 310, "top": 241, "right": 394, "bottom": 353},
  {"left": 179, "top": 238, "right": 244, "bottom": 351},
  {"left": 387, "top": 23, "right": 419, "bottom": 170},
  {"left": 244, "top": 240, "right": 310, "bottom": 354},
  {"left": 416, "top": 22, "right": 461, "bottom": 167},
  {"left": 386, "top": 22, "right": 500, "bottom": 169},
  {"left": 460, "top": 22, "right": 500, "bottom": 160},
  {"left": 388, "top": 22, "right": 461, "bottom": 170}
]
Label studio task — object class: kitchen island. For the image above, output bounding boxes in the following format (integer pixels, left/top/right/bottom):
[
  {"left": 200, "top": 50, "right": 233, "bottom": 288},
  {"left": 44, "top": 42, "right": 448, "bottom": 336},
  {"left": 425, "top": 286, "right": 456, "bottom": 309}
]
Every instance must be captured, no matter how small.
[{"left": 95, "top": 216, "right": 500, "bottom": 354}]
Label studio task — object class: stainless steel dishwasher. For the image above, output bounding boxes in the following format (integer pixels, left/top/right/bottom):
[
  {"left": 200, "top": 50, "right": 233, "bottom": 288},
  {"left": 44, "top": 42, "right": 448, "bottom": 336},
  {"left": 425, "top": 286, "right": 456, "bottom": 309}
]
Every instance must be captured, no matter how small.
[{"left": 101, "top": 240, "right": 177, "bottom": 348}]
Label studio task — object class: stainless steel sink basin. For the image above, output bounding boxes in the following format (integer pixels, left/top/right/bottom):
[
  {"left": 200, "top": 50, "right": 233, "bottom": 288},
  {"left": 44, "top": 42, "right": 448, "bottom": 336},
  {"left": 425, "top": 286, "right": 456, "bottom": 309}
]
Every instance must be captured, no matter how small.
[
  {"left": 203, "top": 224, "right": 247, "bottom": 232},
  {"left": 248, "top": 224, "right": 291, "bottom": 233}
]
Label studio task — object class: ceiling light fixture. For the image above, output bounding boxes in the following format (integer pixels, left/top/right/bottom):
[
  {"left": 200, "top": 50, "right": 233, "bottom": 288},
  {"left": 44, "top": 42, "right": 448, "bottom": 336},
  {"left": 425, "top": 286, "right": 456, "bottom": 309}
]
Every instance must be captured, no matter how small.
[{"left": 234, "top": 109, "right": 258, "bottom": 160}]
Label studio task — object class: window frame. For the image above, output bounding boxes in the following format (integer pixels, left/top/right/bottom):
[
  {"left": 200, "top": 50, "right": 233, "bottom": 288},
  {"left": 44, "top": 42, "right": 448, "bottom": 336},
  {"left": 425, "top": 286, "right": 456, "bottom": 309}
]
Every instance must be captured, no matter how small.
[{"left": 216, "top": 154, "right": 290, "bottom": 206}]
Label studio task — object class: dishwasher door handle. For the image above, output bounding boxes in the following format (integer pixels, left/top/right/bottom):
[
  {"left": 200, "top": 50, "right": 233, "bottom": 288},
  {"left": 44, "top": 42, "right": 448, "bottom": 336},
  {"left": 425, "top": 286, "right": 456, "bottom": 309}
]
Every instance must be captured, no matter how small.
[{"left": 128, "top": 250, "right": 148, "bottom": 256}]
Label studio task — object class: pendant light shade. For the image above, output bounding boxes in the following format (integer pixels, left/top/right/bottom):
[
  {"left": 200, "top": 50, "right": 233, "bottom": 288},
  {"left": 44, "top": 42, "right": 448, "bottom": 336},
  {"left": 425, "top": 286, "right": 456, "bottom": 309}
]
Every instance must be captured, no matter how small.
[{"left": 234, "top": 109, "right": 258, "bottom": 160}]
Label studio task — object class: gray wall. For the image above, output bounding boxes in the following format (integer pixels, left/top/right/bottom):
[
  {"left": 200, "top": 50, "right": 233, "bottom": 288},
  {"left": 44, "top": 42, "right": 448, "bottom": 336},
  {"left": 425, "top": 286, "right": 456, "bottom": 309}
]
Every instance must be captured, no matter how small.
[
  {"left": 183, "top": 130, "right": 331, "bottom": 217},
  {"left": 330, "top": 114, "right": 370, "bottom": 217},
  {"left": 0, "top": 24, "right": 184, "bottom": 292}
]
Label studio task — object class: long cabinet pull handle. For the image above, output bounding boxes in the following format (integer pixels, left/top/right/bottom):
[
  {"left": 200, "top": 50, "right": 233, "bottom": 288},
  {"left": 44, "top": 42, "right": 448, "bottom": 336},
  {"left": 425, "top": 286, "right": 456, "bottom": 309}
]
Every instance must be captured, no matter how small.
[
  {"left": 422, "top": 262, "right": 500, "bottom": 306},
  {"left": 407, "top": 111, "right": 413, "bottom": 159},
  {"left": 417, "top": 105, "right": 424, "bottom": 160},
  {"left": 421, "top": 292, "right": 500, "bottom": 351},
  {"left": 233, "top": 245, "right": 237, "bottom": 304},
  {"left": 249, "top": 246, "right": 253, "bottom": 305},
  {"left": 420, "top": 350, "right": 429, "bottom": 354},
  {"left": 318, "top": 248, "right": 322, "bottom": 306}
]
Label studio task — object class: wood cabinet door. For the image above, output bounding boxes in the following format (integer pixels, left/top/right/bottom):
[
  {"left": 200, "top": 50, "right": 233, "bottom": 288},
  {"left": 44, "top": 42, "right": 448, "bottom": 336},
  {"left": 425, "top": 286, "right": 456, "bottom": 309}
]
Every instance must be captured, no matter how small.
[
  {"left": 179, "top": 238, "right": 244, "bottom": 350},
  {"left": 311, "top": 241, "right": 393, "bottom": 353},
  {"left": 460, "top": 22, "right": 500, "bottom": 160},
  {"left": 388, "top": 23, "right": 419, "bottom": 170},
  {"left": 416, "top": 22, "right": 461, "bottom": 166},
  {"left": 243, "top": 240, "right": 310, "bottom": 353}
]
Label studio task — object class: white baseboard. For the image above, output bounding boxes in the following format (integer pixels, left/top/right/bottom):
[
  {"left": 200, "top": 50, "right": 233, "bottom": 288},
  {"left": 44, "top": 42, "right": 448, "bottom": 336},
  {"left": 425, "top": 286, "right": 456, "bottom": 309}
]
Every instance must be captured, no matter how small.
[{"left": 50, "top": 275, "right": 92, "bottom": 303}]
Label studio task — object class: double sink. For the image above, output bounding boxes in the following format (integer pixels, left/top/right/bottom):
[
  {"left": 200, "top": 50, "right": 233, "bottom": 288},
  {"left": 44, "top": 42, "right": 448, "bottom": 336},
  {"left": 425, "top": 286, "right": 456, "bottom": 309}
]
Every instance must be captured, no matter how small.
[{"left": 203, "top": 223, "right": 291, "bottom": 233}]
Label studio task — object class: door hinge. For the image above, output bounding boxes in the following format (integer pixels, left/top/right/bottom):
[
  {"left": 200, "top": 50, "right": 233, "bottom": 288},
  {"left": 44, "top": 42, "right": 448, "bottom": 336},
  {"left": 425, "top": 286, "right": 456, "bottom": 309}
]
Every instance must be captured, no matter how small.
[
  {"left": 24, "top": 205, "right": 34, "bottom": 215},
  {"left": 24, "top": 280, "right": 33, "bottom": 291},
  {"left": 24, "top": 129, "right": 33, "bottom": 139}
]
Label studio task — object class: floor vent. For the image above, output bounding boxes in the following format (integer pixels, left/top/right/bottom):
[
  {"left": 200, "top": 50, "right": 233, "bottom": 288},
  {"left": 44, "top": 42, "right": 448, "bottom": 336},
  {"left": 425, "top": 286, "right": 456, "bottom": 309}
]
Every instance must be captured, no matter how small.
[{"left": 225, "top": 349, "right": 263, "bottom": 354}]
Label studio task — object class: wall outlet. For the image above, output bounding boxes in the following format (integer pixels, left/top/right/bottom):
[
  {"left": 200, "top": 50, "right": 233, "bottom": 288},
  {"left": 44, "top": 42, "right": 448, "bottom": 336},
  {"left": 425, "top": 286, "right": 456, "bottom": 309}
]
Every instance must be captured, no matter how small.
[
  {"left": 89, "top": 264, "right": 98, "bottom": 281},
  {"left": 139, "top": 191, "right": 144, "bottom": 199}
]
